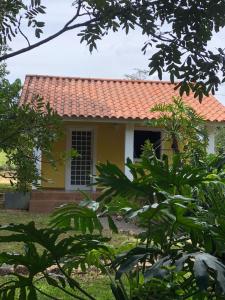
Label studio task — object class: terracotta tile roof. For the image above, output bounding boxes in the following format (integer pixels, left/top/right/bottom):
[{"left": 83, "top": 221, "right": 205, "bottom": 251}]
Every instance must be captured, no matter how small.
[{"left": 20, "top": 75, "right": 225, "bottom": 122}]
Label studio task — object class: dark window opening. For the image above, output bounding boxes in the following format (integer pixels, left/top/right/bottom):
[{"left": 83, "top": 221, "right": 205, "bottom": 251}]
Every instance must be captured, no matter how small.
[{"left": 134, "top": 130, "right": 161, "bottom": 159}]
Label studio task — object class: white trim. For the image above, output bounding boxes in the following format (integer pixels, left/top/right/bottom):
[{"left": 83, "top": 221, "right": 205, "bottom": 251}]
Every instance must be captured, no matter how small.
[
  {"left": 124, "top": 124, "right": 134, "bottom": 180},
  {"left": 63, "top": 117, "right": 144, "bottom": 124},
  {"left": 65, "top": 129, "right": 71, "bottom": 191},
  {"left": 32, "top": 148, "right": 42, "bottom": 189},
  {"left": 63, "top": 117, "right": 225, "bottom": 126},
  {"left": 207, "top": 125, "right": 216, "bottom": 154},
  {"left": 65, "top": 127, "right": 96, "bottom": 191}
]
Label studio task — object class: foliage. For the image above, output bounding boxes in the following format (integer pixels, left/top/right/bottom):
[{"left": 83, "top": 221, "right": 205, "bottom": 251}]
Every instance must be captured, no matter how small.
[
  {"left": 93, "top": 104, "right": 225, "bottom": 298},
  {"left": 95, "top": 147, "right": 225, "bottom": 299},
  {"left": 2, "top": 151, "right": 225, "bottom": 299},
  {"left": 0, "top": 152, "right": 9, "bottom": 171},
  {"left": 215, "top": 126, "right": 225, "bottom": 154},
  {"left": 0, "top": 0, "right": 46, "bottom": 44},
  {"left": 50, "top": 199, "right": 103, "bottom": 234},
  {"left": 1, "top": 1, "right": 225, "bottom": 98},
  {"left": 95, "top": 145, "right": 208, "bottom": 203},
  {"left": 0, "top": 86, "right": 61, "bottom": 190},
  {"left": 0, "top": 60, "right": 62, "bottom": 190},
  {"left": 124, "top": 69, "right": 150, "bottom": 81},
  {"left": 149, "top": 97, "right": 208, "bottom": 156},
  {"left": 0, "top": 216, "right": 111, "bottom": 299}
]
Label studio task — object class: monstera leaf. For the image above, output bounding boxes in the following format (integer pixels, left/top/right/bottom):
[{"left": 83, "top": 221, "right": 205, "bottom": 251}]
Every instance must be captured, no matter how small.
[{"left": 50, "top": 199, "right": 103, "bottom": 234}]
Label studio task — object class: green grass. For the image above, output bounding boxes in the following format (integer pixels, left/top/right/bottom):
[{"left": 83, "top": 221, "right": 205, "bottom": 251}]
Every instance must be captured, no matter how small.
[
  {"left": 0, "top": 274, "right": 114, "bottom": 300},
  {"left": 0, "top": 151, "right": 15, "bottom": 191},
  {"left": 0, "top": 210, "right": 134, "bottom": 299},
  {"left": 0, "top": 210, "right": 50, "bottom": 252},
  {"left": 0, "top": 210, "right": 136, "bottom": 252},
  {"left": 35, "top": 275, "right": 113, "bottom": 299},
  {"left": 0, "top": 152, "right": 7, "bottom": 167},
  {"left": 0, "top": 210, "right": 49, "bottom": 227},
  {"left": 0, "top": 182, "right": 15, "bottom": 191}
]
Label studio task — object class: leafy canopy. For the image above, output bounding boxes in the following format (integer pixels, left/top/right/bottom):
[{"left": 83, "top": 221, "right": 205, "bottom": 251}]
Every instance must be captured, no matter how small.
[
  {"left": 0, "top": 60, "right": 62, "bottom": 190},
  {"left": 1, "top": 99, "right": 225, "bottom": 298},
  {"left": 1, "top": 1, "right": 225, "bottom": 99},
  {"left": 149, "top": 97, "right": 208, "bottom": 156}
]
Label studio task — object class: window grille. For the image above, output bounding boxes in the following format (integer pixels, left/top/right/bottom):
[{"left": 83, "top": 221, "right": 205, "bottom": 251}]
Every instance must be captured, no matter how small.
[{"left": 71, "top": 130, "right": 92, "bottom": 186}]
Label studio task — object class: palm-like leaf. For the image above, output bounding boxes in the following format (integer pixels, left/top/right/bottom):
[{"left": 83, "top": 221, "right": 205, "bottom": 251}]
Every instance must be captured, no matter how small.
[
  {"left": 50, "top": 201, "right": 103, "bottom": 234},
  {"left": 0, "top": 222, "right": 109, "bottom": 300}
]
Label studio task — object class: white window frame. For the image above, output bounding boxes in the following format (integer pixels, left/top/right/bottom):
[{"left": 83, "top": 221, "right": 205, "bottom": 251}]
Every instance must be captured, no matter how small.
[{"left": 65, "top": 127, "right": 96, "bottom": 191}]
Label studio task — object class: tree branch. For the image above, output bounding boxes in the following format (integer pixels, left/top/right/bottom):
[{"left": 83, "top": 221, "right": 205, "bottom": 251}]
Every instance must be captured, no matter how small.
[
  {"left": 64, "top": 0, "right": 82, "bottom": 28},
  {"left": 0, "top": 17, "right": 98, "bottom": 62},
  {"left": 18, "top": 16, "right": 31, "bottom": 47}
]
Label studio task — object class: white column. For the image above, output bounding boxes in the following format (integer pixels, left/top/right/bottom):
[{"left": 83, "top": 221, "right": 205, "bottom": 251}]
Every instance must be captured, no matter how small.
[
  {"left": 124, "top": 124, "right": 134, "bottom": 180},
  {"left": 32, "top": 148, "right": 42, "bottom": 189},
  {"left": 207, "top": 126, "right": 216, "bottom": 154}
]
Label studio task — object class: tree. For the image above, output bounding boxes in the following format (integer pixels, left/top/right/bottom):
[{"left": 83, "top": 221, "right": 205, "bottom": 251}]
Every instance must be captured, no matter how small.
[
  {"left": 149, "top": 97, "right": 208, "bottom": 156},
  {"left": 215, "top": 126, "right": 225, "bottom": 153},
  {"left": 1, "top": 1, "right": 225, "bottom": 99},
  {"left": 0, "top": 60, "right": 62, "bottom": 190},
  {"left": 124, "top": 69, "right": 150, "bottom": 80}
]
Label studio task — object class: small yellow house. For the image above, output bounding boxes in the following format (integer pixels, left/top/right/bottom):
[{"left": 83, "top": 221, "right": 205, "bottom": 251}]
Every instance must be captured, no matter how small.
[{"left": 20, "top": 75, "right": 225, "bottom": 212}]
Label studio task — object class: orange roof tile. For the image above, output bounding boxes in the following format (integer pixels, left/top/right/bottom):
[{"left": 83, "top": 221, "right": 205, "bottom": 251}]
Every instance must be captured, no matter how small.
[{"left": 20, "top": 75, "right": 225, "bottom": 122}]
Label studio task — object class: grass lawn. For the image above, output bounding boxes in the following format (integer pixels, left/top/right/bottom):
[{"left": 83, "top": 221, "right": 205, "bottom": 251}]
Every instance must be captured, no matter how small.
[
  {"left": 0, "top": 210, "right": 134, "bottom": 299},
  {"left": 35, "top": 275, "right": 113, "bottom": 300},
  {"left": 0, "top": 152, "right": 7, "bottom": 167}
]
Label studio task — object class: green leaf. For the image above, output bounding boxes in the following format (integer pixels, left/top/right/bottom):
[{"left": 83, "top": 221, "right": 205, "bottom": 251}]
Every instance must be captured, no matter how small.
[
  {"left": 107, "top": 215, "right": 118, "bottom": 233},
  {"left": 28, "top": 286, "right": 37, "bottom": 300},
  {"left": 19, "top": 287, "right": 26, "bottom": 300},
  {"left": 193, "top": 257, "right": 208, "bottom": 291},
  {"left": 115, "top": 253, "right": 147, "bottom": 279}
]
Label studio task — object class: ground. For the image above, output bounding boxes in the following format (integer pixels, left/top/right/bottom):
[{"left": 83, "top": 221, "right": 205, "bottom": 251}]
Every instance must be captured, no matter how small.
[
  {"left": 0, "top": 153, "right": 138, "bottom": 299},
  {"left": 0, "top": 210, "right": 136, "bottom": 299}
]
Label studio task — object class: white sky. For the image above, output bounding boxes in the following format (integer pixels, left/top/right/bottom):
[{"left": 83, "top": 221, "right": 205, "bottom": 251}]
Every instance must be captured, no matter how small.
[{"left": 5, "top": 1, "right": 225, "bottom": 104}]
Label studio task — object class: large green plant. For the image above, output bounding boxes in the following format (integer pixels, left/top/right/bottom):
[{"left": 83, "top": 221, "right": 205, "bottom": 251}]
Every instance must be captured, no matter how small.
[
  {"left": 149, "top": 97, "right": 207, "bottom": 155},
  {"left": 0, "top": 202, "right": 112, "bottom": 300},
  {"left": 0, "top": 61, "right": 62, "bottom": 189},
  {"left": 95, "top": 149, "right": 225, "bottom": 299},
  {"left": 96, "top": 143, "right": 208, "bottom": 202},
  {"left": 1, "top": 152, "right": 225, "bottom": 299}
]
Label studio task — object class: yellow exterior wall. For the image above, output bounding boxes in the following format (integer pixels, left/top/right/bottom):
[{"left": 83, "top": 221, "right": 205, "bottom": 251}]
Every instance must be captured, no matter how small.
[
  {"left": 41, "top": 134, "right": 67, "bottom": 189},
  {"left": 41, "top": 122, "right": 125, "bottom": 189},
  {"left": 41, "top": 121, "right": 176, "bottom": 189},
  {"left": 96, "top": 124, "right": 125, "bottom": 170}
]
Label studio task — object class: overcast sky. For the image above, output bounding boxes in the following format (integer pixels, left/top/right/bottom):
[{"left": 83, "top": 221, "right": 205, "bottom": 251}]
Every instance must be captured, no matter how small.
[{"left": 5, "top": 1, "right": 225, "bottom": 104}]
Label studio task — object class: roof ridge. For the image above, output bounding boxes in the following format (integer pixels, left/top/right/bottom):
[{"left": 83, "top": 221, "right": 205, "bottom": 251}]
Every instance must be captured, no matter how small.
[{"left": 25, "top": 74, "right": 177, "bottom": 85}]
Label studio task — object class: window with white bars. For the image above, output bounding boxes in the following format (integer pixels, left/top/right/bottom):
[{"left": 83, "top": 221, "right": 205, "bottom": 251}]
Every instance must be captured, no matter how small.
[{"left": 71, "top": 130, "right": 92, "bottom": 186}]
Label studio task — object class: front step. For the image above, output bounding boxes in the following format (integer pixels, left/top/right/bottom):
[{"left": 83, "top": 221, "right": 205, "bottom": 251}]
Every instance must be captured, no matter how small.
[{"left": 30, "top": 190, "right": 100, "bottom": 213}]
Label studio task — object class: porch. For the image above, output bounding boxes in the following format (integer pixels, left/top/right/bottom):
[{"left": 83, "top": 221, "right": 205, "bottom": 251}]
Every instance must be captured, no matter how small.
[
  {"left": 39, "top": 120, "right": 170, "bottom": 191},
  {"left": 31, "top": 120, "right": 216, "bottom": 213},
  {"left": 30, "top": 190, "right": 100, "bottom": 213}
]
